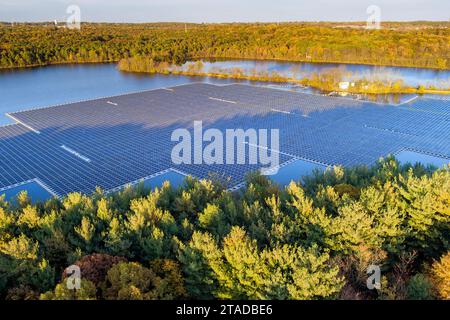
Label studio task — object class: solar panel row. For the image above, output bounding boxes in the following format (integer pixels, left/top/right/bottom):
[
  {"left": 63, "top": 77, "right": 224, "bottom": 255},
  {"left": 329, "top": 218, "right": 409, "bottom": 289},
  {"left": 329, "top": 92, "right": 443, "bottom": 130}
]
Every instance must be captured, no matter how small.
[{"left": 0, "top": 83, "right": 449, "bottom": 197}]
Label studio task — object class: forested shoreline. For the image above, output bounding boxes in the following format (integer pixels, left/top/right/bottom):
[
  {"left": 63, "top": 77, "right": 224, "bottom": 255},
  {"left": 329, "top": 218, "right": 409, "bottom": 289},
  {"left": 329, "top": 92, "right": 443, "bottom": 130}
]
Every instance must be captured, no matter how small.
[
  {"left": 1, "top": 22, "right": 449, "bottom": 70},
  {"left": 117, "top": 57, "right": 450, "bottom": 95},
  {"left": 0, "top": 157, "right": 449, "bottom": 300}
]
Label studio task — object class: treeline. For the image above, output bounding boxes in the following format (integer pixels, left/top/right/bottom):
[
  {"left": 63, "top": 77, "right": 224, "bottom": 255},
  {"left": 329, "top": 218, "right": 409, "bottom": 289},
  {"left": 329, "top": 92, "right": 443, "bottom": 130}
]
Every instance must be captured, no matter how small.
[
  {"left": 0, "top": 157, "right": 449, "bottom": 300},
  {"left": 1, "top": 22, "right": 449, "bottom": 69}
]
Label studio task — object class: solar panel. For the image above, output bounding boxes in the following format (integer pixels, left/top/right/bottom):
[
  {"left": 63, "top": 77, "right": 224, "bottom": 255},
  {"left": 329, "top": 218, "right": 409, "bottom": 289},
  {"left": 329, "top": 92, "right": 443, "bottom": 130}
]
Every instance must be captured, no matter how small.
[{"left": 0, "top": 83, "right": 449, "bottom": 198}]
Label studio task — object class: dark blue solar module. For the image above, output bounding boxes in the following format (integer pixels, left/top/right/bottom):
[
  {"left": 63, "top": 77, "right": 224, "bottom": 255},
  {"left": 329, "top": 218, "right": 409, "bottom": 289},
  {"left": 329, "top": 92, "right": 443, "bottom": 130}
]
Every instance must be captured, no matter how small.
[
  {"left": 106, "top": 169, "right": 187, "bottom": 194},
  {"left": 0, "top": 83, "right": 449, "bottom": 198}
]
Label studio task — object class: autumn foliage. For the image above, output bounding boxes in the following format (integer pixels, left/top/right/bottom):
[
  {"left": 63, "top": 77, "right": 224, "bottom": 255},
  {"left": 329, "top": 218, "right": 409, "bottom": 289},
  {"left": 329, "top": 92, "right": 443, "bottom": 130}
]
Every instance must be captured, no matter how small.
[
  {"left": 1, "top": 22, "right": 449, "bottom": 70},
  {"left": 0, "top": 157, "right": 449, "bottom": 300}
]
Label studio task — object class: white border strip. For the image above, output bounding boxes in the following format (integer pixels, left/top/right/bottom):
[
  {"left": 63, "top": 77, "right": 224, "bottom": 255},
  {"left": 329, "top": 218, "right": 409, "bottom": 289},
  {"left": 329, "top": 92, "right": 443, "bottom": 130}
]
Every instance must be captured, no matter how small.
[
  {"left": 105, "top": 168, "right": 190, "bottom": 195},
  {"left": 393, "top": 147, "right": 450, "bottom": 161},
  {"left": 34, "top": 178, "right": 60, "bottom": 197},
  {"left": 170, "top": 168, "right": 191, "bottom": 177},
  {"left": 244, "top": 141, "right": 331, "bottom": 167},
  {"left": 208, "top": 97, "right": 237, "bottom": 104},
  {"left": 0, "top": 179, "right": 35, "bottom": 193},
  {"left": 400, "top": 96, "right": 419, "bottom": 105},
  {"left": 0, "top": 178, "right": 59, "bottom": 198},
  {"left": 271, "top": 108, "right": 292, "bottom": 115},
  {"left": 5, "top": 113, "right": 41, "bottom": 134},
  {"left": 244, "top": 142, "right": 298, "bottom": 158}
]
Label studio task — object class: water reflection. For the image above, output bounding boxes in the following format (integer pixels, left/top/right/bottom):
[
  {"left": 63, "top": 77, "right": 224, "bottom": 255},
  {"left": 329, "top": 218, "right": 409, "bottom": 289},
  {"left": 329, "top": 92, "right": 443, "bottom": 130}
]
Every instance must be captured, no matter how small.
[{"left": 199, "top": 59, "right": 450, "bottom": 88}]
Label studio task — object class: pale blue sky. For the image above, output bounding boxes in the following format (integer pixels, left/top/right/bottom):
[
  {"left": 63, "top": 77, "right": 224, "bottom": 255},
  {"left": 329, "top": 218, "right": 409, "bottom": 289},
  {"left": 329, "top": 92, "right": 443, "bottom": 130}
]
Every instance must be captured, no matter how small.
[{"left": 1, "top": 0, "right": 449, "bottom": 22}]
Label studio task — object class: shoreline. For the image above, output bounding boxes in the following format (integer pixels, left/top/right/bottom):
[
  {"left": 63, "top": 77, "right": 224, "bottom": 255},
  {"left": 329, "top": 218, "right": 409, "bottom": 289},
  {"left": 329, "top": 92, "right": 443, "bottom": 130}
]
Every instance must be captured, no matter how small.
[
  {"left": 1, "top": 57, "right": 449, "bottom": 72},
  {"left": 117, "top": 68, "right": 450, "bottom": 96},
  {"left": 3, "top": 59, "right": 448, "bottom": 96}
]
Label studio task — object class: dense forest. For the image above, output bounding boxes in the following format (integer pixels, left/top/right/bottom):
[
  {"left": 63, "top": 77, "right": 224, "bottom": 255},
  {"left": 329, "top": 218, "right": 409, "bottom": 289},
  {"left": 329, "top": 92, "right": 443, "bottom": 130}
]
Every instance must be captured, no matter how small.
[
  {"left": 0, "top": 157, "right": 449, "bottom": 300},
  {"left": 1, "top": 22, "right": 449, "bottom": 70}
]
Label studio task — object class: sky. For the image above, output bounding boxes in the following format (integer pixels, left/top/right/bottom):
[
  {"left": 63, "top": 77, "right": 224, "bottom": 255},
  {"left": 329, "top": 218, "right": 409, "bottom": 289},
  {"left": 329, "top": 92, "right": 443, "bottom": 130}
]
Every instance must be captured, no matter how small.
[{"left": 0, "top": 0, "right": 449, "bottom": 22}]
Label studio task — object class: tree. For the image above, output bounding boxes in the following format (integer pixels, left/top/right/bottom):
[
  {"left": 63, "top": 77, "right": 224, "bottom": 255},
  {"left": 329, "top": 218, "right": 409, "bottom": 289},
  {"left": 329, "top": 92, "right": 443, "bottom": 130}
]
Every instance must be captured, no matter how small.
[
  {"left": 0, "top": 234, "right": 55, "bottom": 296},
  {"left": 398, "top": 170, "right": 450, "bottom": 258},
  {"left": 40, "top": 279, "right": 97, "bottom": 300},
  {"left": 176, "top": 231, "right": 220, "bottom": 299},
  {"left": 406, "top": 274, "right": 433, "bottom": 300},
  {"left": 6, "top": 285, "right": 39, "bottom": 300},
  {"left": 102, "top": 261, "right": 186, "bottom": 300},
  {"left": 180, "top": 227, "right": 344, "bottom": 300},
  {"left": 429, "top": 251, "right": 450, "bottom": 299},
  {"left": 198, "top": 203, "right": 230, "bottom": 238},
  {"left": 63, "top": 253, "right": 126, "bottom": 286},
  {"left": 0, "top": 155, "right": 449, "bottom": 300}
]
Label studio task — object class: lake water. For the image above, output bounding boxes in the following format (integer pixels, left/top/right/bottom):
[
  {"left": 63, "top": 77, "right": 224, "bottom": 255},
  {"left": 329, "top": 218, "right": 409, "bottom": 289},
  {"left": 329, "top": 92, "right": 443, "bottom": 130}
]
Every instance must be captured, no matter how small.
[
  {"left": 396, "top": 150, "right": 450, "bottom": 168},
  {"left": 0, "top": 180, "right": 54, "bottom": 203},
  {"left": 1, "top": 61, "right": 449, "bottom": 125}
]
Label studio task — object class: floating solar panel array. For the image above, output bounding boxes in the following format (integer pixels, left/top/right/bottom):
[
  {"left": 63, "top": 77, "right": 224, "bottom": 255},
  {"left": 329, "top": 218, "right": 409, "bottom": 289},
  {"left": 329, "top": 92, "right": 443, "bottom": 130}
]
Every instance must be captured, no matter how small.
[{"left": 0, "top": 83, "right": 449, "bottom": 198}]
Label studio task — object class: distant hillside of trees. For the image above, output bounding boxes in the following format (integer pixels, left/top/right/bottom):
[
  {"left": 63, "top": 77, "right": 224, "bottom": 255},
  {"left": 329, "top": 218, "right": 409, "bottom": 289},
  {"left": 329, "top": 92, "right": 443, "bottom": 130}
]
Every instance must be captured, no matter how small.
[
  {"left": 0, "top": 22, "right": 449, "bottom": 69},
  {"left": 0, "top": 157, "right": 449, "bottom": 300}
]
